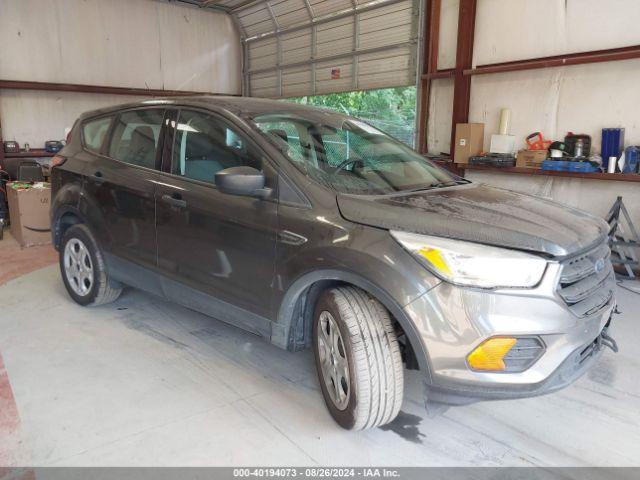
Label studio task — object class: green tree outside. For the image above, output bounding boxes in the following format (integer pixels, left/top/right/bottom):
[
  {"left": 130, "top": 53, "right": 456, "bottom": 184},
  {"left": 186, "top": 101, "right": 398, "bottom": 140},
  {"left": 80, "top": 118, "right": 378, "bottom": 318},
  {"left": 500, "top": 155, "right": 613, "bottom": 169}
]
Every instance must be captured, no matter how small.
[{"left": 284, "top": 87, "right": 417, "bottom": 146}]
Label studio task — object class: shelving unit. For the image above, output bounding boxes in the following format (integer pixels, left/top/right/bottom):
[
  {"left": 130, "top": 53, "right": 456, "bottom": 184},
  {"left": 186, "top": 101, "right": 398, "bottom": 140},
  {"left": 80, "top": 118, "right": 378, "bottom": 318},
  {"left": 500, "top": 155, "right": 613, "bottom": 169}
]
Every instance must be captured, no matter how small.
[
  {"left": 460, "top": 164, "right": 640, "bottom": 183},
  {"left": 4, "top": 149, "right": 56, "bottom": 159}
]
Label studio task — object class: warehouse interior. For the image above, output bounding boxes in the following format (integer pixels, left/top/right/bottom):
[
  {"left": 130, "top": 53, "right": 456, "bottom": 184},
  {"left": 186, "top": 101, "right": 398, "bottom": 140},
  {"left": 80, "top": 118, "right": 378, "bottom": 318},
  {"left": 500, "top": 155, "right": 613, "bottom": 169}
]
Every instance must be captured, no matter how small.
[{"left": 1, "top": 0, "right": 640, "bottom": 471}]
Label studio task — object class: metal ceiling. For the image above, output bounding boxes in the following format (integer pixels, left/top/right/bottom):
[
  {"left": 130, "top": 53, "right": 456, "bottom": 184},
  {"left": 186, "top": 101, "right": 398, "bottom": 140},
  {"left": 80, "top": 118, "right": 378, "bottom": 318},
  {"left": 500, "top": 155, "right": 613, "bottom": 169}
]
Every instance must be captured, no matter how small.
[{"left": 173, "top": 0, "right": 420, "bottom": 97}]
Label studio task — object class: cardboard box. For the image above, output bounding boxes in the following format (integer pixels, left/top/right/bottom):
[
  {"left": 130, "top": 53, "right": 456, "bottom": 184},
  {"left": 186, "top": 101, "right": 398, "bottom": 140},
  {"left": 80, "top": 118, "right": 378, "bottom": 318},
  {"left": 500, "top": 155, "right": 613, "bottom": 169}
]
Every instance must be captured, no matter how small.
[
  {"left": 7, "top": 183, "right": 52, "bottom": 247},
  {"left": 516, "top": 149, "right": 548, "bottom": 168},
  {"left": 454, "top": 123, "right": 484, "bottom": 164}
]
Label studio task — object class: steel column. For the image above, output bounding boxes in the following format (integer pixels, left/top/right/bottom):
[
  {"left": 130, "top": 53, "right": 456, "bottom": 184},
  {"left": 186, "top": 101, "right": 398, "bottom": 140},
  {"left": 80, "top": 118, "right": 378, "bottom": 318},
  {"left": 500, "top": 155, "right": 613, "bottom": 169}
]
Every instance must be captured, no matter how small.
[
  {"left": 0, "top": 107, "right": 5, "bottom": 167},
  {"left": 449, "top": 0, "right": 476, "bottom": 159},
  {"left": 416, "top": 0, "right": 441, "bottom": 153}
]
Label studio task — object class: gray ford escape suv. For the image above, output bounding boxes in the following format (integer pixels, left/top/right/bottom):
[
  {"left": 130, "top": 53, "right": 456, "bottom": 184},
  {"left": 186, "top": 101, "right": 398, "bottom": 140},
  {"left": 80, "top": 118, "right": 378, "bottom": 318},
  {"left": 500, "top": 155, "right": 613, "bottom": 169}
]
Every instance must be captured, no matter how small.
[{"left": 51, "top": 96, "right": 617, "bottom": 430}]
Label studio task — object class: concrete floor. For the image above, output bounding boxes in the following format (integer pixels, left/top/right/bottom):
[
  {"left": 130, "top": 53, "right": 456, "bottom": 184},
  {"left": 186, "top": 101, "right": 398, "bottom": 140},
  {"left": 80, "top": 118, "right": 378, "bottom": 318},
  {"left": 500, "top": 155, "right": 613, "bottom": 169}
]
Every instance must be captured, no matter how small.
[
  {"left": 0, "top": 264, "right": 639, "bottom": 467},
  {"left": 0, "top": 232, "right": 56, "bottom": 286}
]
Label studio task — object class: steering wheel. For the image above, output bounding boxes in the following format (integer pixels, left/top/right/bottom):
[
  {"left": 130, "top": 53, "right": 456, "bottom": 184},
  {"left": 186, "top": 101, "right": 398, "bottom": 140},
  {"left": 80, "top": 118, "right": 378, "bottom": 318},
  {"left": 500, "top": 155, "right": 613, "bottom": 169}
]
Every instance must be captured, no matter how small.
[{"left": 331, "top": 158, "right": 364, "bottom": 177}]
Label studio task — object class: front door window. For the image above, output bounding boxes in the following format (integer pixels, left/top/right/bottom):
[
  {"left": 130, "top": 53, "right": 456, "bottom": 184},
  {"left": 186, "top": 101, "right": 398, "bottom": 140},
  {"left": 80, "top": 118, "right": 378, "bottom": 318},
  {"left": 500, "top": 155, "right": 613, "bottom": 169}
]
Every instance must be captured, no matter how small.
[{"left": 172, "top": 110, "right": 260, "bottom": 184}]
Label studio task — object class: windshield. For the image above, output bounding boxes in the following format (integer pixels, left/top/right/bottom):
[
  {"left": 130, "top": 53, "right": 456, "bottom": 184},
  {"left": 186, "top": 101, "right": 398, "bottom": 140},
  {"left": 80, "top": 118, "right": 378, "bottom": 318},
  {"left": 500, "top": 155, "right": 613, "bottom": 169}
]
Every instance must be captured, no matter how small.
[{"left": 252, "top": 113, "right": 464, "bottom": 195}]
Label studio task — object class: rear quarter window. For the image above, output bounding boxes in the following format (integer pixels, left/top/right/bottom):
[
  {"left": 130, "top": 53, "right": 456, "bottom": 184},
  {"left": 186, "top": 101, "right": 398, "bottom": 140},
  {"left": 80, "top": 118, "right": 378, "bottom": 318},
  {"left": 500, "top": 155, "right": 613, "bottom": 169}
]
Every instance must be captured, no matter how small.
[{"left": 82, "top": 116, "right": 113, "bottom": 153}]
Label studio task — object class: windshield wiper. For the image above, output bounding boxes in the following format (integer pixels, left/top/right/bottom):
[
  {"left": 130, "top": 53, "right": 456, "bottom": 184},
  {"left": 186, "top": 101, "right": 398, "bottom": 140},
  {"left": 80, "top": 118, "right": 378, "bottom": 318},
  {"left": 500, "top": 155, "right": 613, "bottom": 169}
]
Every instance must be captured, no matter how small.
[
  {"left": 432, "top": 180, "right": 469, "bottom": 187},
  {"left": 401, "top": 179, "right": 469, "bottom": 194}
]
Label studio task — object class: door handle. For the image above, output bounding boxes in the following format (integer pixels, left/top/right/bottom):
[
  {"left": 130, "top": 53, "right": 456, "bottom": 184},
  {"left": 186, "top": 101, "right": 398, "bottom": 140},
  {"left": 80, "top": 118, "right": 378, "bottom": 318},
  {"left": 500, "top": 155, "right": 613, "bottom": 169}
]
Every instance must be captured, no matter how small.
[
  {"left": 91, "top": 171, "right": 105, "bottom": 184},
  {"left": 161, "top": 193, "right": 187, "bottom": 208}
]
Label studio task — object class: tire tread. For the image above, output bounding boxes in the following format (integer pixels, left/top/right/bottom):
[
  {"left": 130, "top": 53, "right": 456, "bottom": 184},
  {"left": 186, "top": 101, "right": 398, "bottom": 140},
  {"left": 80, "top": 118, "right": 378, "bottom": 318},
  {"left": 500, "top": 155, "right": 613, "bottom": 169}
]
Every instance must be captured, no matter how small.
[
  {"left": 60, "top": 224, "right": 122, "bottom": 306},
  {"left": 329, "top": 286, "right": 403, "bottom": 430}
]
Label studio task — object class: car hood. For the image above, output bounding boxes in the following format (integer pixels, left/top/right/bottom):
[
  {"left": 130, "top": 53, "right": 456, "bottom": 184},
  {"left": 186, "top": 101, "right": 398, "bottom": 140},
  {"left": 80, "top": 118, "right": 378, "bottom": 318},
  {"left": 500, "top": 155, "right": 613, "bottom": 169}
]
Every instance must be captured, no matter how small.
[{"left": 337, "top": 183, "right": 608, "bottom": 258}]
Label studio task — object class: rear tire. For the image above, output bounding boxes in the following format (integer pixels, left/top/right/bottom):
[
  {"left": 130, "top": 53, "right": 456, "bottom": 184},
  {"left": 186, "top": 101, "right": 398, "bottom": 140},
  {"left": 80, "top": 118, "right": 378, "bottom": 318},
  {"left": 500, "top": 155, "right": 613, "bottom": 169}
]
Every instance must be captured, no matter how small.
[
  {"left": 59, "top": 224, "right": 122, "bottom": 306},
  {"left": 313, "top": 286, "right": 404, "bottom": 430}
]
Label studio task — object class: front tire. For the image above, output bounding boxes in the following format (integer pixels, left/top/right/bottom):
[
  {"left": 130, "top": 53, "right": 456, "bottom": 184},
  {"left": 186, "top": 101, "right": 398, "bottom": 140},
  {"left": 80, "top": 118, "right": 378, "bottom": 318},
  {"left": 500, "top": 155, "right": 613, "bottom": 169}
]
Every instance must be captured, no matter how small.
[
  {"left": 59, "top": 224, "right": 122, "bottom": 306},
  {"left": 313, "top": 286, "right": 404, "bottom": 430}
]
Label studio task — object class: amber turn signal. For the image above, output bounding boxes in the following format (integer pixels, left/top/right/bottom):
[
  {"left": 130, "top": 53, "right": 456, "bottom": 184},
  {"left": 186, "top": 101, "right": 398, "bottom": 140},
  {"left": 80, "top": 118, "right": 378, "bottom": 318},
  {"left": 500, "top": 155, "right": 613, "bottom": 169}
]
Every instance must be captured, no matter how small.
[{"left": 467, "top": 337, "right": 517, "bottom": 371}]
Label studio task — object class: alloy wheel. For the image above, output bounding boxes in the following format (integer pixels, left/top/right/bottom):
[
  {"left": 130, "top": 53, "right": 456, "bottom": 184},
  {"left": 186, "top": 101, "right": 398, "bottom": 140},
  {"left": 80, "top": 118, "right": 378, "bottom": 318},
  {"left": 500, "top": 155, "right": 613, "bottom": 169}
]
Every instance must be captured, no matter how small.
[
  {"left": 317, "top": 311, "right": 351, "bottom": 410},
  {"left": 64, "top": 238, "right": 94, "bottom": 296}
]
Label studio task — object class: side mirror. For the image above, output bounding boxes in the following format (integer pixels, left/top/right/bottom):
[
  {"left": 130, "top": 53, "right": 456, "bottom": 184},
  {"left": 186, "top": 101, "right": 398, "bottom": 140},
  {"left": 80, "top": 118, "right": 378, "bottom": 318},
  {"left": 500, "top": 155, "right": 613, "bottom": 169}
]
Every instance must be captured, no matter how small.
[{"left": 215, "top": 166, "right": 270, "bottom": 198}]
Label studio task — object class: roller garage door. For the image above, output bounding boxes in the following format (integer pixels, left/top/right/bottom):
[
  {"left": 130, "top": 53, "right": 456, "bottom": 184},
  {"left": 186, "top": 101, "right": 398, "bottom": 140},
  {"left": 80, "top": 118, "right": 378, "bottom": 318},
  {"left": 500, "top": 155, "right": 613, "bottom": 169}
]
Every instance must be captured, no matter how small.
[{"left": 235, "top": 0, "right": 420, "bottom": 97}]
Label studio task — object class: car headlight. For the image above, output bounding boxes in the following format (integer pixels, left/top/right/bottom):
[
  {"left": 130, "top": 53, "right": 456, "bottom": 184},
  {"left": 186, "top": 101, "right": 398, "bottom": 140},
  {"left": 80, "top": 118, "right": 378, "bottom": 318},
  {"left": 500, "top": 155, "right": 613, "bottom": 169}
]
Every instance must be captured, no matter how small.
[{"left": 390, "top": 231, "right": 547, "bottom": 289}]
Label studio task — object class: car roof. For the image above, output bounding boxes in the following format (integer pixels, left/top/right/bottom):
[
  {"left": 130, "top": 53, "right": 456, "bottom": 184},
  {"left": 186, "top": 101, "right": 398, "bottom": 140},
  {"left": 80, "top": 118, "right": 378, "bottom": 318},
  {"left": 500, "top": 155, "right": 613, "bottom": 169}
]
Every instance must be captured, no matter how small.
[{"left": 79, "top": 95, "right": 351, "bottom": 125}]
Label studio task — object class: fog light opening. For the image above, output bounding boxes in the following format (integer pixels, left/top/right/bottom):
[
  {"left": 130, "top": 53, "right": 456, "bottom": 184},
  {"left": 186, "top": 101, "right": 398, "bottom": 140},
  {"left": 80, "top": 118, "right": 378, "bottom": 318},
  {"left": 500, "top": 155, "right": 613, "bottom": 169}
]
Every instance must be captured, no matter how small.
[
  {"left": 467, "top": 337, "right": 517, "bottom": 371},
  {"left": 467, "top": 336, "right": 545, "bottom": 372}
]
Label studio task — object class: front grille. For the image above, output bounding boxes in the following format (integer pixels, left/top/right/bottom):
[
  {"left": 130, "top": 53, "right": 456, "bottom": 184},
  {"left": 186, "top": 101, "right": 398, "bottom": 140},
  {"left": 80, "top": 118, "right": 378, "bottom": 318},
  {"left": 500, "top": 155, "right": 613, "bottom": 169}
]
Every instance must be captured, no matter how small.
[{"left": 558, "top": 242, "right": 614, "bottom": 317}]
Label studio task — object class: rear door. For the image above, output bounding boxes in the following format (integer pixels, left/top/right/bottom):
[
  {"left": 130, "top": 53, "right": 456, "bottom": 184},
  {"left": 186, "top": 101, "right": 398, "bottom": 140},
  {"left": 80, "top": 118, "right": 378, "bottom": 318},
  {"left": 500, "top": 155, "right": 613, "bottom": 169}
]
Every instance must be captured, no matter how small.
[
  {"left": 80, "top": 107, "right": 170, "bottom": 271},
  {"left": 155, "top": 108, "right": 278, "bottom": 333}
]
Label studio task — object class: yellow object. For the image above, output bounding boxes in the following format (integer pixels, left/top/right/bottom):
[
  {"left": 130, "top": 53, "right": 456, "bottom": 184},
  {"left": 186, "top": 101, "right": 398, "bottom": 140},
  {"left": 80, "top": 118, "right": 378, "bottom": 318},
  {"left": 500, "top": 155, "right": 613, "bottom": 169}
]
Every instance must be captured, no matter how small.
[
  {"left": 418, "top": 247, "right": 452, "bottom": 276},
  {"left": 467, "top": 337, "right": 517, "bottom": 371}
]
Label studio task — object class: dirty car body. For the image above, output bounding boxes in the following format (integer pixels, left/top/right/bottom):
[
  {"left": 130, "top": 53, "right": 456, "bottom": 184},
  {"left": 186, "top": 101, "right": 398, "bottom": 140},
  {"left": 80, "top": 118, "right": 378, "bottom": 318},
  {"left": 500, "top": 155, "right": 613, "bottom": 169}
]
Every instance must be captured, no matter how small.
[{"left": 51, "top": 96, "right": 617, "bottom": 416}]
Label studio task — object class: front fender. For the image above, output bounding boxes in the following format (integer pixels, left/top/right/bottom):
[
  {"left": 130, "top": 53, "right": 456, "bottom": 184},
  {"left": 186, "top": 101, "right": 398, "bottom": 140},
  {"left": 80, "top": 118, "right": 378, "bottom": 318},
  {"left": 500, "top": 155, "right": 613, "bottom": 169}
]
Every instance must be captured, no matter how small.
[
  {"left": 272, "top": 226, "right": 441, "bottom": 380},
  {"left": 273, "top": 267, "right": 435, "bottom": 381}
]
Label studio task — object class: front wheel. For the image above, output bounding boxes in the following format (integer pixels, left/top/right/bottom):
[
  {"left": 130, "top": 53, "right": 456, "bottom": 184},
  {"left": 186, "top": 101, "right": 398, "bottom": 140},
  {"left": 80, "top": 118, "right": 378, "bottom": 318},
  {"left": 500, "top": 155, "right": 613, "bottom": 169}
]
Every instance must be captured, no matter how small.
[
  {"left": 313, "top": 287, "right": 404, "bottom": 430},
  {"left": 59, "top": 224, "right": 122, "bottom": 306}
]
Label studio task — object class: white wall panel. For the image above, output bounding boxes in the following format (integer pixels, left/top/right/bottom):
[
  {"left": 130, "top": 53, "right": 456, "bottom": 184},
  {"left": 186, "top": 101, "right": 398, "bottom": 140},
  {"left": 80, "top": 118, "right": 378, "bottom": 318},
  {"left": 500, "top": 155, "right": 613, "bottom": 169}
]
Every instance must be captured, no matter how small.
[
  {"left": 0, "top": 0, "right": 241, "bottom": 146},
  {"left": 468, "top": 60, "right": 640, "bottom": 154},
  {"left": 474, "top": 0, "right": 640, "bottom": 66},
  {"left": 0, "top": 0, "right": 241, "bottom": 92},
  {"left": 468, "top": 69, "right": 562, "bottom": 152},
  {"left": 0, "top": 90, "right": 148, "bottom": 146},
  {"left": 473, "top": 0, "right": 565, "bottom": 66},
  {"left": 155, "top": 4, "right": 241, "bottom": 93},
  {"left": 437, "top": 0, "right": 459, "bottom": 70},
  {"left": 427, "top": 77, "right": 454, "bottom": 154}
]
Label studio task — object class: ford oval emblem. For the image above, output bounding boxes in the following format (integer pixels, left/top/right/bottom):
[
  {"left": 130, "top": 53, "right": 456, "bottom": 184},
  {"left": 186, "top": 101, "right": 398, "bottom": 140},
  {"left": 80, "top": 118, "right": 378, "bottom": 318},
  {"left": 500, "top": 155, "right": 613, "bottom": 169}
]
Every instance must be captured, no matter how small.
[{"left": 594, "top": 258, "right": 605, "bottom": 274}]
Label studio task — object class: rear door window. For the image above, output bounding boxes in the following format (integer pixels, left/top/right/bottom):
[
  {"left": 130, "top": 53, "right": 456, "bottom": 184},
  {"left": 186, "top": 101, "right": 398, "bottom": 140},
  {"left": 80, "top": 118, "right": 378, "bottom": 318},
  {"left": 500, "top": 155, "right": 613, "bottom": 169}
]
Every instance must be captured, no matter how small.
[
  {"left": 82, "top": 116, "right": 113, "bottom": 153},
  {"left": 108, "top": 109, "right": 165, "bottom": 169}
]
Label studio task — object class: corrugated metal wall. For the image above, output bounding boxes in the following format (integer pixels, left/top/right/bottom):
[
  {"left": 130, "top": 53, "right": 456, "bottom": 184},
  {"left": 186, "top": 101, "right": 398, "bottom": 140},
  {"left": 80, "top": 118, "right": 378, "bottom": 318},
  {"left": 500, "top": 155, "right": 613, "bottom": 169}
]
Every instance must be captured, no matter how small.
[{"left": 239, "top": 0, "right": 420, "bottom": 98}]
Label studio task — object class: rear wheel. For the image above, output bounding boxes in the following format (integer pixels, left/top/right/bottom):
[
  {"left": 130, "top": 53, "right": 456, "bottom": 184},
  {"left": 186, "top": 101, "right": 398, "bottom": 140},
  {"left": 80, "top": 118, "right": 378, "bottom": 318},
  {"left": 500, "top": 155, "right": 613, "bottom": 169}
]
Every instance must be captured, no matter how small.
[
  {"left": 313, "top": 286, "right": 404, "bottom": 430},
  {"left": 59, "top": 224, "right": 122, "bottom": 306}
]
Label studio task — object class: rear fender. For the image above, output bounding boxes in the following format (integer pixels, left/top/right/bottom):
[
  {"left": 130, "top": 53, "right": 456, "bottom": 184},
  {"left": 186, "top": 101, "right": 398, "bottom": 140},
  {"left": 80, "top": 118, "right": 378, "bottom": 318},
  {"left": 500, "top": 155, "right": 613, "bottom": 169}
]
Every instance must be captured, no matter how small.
[{"left": 51, "top": 183, "right": 84, "bottom": 249}]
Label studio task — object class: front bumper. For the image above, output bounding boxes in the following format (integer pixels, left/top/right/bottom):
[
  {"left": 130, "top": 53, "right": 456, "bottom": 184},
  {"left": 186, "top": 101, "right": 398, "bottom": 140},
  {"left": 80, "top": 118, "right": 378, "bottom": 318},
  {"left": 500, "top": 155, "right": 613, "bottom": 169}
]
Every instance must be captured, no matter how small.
[{"left": 403, "top": 261, "right": 617, "bottom": 405}]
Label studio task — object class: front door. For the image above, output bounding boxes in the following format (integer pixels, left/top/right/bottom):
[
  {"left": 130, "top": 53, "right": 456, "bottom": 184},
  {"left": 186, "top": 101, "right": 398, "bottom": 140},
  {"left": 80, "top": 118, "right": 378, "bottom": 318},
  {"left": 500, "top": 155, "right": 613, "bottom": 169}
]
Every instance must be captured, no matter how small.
[{"left": 155, "top": 108, "right": 278, "bottom": 335}]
